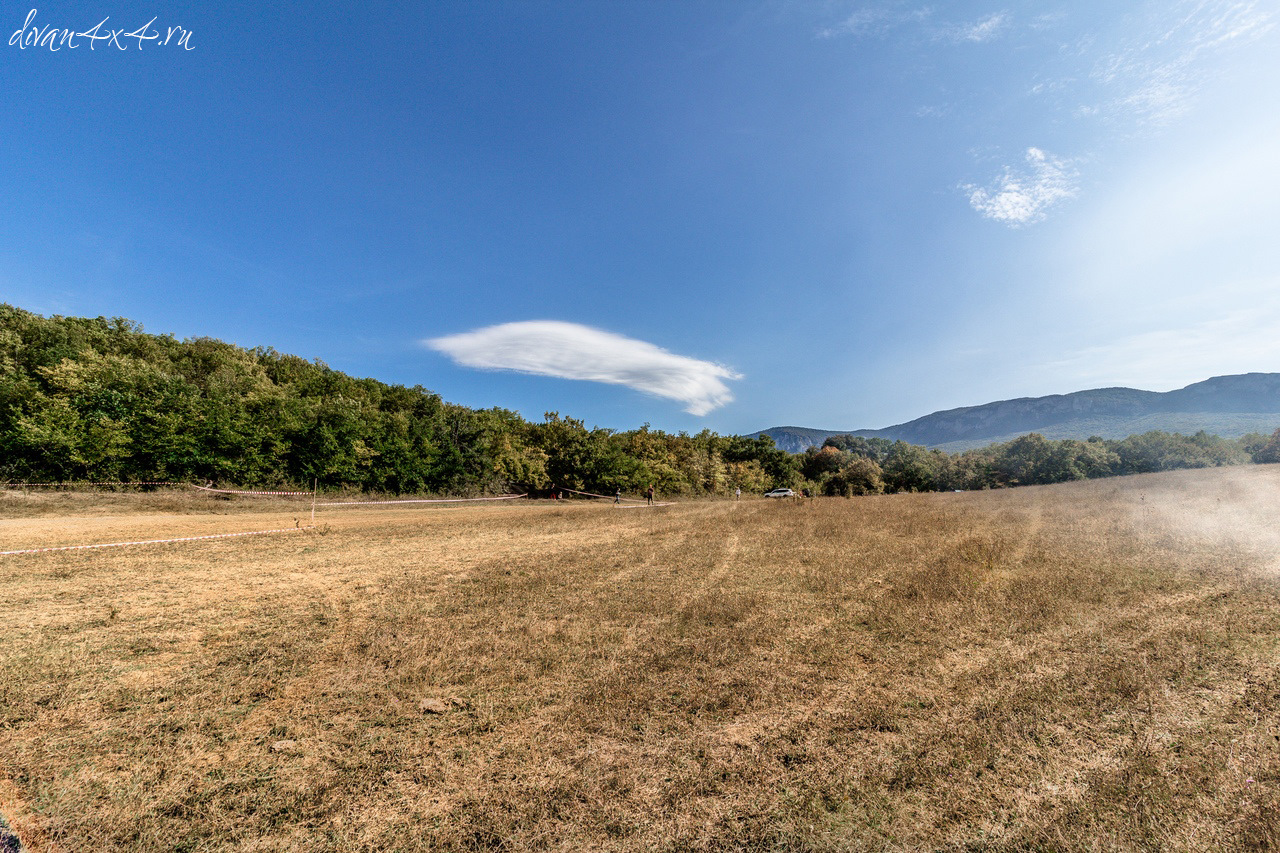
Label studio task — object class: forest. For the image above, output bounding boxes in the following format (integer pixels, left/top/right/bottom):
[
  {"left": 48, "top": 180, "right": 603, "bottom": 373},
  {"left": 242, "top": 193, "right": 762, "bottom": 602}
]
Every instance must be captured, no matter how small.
[{"left": 3, "top": 304, "right": 1278, "bottom": 496}]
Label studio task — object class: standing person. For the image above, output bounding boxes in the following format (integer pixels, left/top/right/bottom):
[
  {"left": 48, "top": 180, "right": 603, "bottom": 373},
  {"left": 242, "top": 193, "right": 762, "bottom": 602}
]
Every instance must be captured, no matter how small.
[
  {"left": 614, "top": 488, "right": 622, "bottom": 505},
  {"left": 735, "top": 487, "right": 741, "bottom": 501},
  {"left": 646, "top": 484, "right": 654, "bottom": 506}
]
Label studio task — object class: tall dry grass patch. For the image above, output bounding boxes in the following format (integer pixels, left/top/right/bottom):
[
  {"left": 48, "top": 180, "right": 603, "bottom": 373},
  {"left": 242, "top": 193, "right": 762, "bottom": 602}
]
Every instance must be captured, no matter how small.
[{"left": 3, "top": 468, "right": 1280, "bottom": 850}]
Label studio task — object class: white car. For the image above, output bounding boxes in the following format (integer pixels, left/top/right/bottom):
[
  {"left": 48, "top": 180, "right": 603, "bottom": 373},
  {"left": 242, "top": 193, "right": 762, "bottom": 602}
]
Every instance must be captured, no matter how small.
[{"left": 764, "top": 488, "right": 796, "bottom": 498}]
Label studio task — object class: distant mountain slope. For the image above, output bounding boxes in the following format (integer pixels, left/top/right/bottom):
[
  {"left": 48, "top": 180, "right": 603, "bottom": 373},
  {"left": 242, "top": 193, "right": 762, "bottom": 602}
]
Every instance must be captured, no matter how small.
[
  {"left": 752, "top": 373, "right": 1280, "bottom": 453},
  {"left": 748, "top": 426, "right": 843, "bottom": 454}
]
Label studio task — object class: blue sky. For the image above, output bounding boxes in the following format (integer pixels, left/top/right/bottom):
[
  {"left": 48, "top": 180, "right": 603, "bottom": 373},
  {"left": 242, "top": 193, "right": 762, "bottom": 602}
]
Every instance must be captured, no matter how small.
[{"left": 4, "top": 1, "right": 1278, "bottom": 434}]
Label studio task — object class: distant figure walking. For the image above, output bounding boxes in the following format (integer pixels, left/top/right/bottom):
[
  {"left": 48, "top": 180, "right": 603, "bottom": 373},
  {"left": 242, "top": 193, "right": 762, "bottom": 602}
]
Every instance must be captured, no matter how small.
[
  {"left": 735, "top": 487, "right": 741, "bottom": 501},
  {"left": 614, "top": 488, "right": 622, "bottom": 505},
  {"left": 646, "top": 485, "right": 654, "bottom": 506}
]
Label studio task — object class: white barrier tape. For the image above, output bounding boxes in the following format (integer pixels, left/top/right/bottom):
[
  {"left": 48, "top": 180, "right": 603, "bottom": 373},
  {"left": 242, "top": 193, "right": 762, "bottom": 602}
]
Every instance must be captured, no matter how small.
[
  {"left": 6, "top": 484, "right": 531, "bottom": 505},
  {"left": 0, "top": 526, "right": 314, "bottom": 557},
  {"left": 4, "top": 481, "right": 180, "bottom": 487},
  {"left": 4, "top": 482, "right": 302, "bottom": 493},
  {"left": 558, "top": 486, "right": 647, "bottom": 503},
  {"left": 190, "top": 485, "right": 314, "bottom": 496},
  {"left": 318, "top": 494, "right": 528, "bottom": 507}
]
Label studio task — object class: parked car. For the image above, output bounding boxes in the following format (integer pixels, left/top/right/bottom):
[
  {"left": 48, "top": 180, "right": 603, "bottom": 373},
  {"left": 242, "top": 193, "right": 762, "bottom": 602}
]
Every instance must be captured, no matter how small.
[{"left": 764, "top": 488, "right": 796, "bottom": 498}]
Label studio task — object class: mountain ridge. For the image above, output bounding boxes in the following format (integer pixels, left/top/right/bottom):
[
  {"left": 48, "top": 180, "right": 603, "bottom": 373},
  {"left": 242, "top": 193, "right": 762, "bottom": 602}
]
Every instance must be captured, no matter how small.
[{"left": 752, "top": 373, "right": 1280, "bottom": 453}]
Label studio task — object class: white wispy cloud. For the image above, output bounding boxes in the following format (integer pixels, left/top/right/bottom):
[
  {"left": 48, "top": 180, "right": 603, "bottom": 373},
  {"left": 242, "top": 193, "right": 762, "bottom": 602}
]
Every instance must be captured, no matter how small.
[
  {"left": 1028, "top": 11, "right": 1067, "bottom": 32},
  {"left": 964, "top": 147, "right": 1079, "bottom": 227},
  {"left": 819, "top": 6, "right": 1010, "bottom": 43},
  {"left": 817, "top": 6, "right": 930, "bottom": 40},
  {"left": 943, "top": 12, "right": 1010, "bottom": 44},
  {"left": 1087, "top": 0, "right": 1274, "bottom": 126},
  {"left": 426, "top": 321, "right": 742, "bottom": 416},
  {"left": 823, "top": 1, "right": 1274, "bottom": 225}
]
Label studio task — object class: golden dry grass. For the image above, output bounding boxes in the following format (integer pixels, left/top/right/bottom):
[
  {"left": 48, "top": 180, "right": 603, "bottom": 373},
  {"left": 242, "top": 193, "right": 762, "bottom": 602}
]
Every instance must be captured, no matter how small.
[{"left": 2, "top": 469, "right": 1280, "bottom": 851}]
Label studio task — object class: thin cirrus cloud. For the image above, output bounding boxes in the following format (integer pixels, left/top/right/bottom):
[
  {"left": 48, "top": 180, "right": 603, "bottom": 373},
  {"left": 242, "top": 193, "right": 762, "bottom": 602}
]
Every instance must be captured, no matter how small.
[
  {"left": 823, "top": 1, "right": 1273, "bottom": 226},
  {"left": 816, "top": 6, "right": 930, "bottom": 40},
  {"left": 942, "top": 12, "right": 1009, "bottom": 44},
  {"left": 426, "top": 321, "right": 742, "bottom": 416},
  {"left": 818, "top": 7, "right": 1008, "bottom": 43},
  {"left": 1086, "top": 0, "right": 1274, "bottom": 127},
  {"left": 964, "top": 147, "right": 1079, "bottom": 227}
]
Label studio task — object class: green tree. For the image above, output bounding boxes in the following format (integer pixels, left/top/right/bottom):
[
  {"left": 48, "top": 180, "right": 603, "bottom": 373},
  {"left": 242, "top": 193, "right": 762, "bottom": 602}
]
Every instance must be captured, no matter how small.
[
  {"left": 1253, "top": 428, "right": 1280, "bottom": 464},
  {"left": 826, "top": 456, "right": 885, "bottom": 496},
  {"left": 882, "top": 441, "right": 940, "bottom": 492}
]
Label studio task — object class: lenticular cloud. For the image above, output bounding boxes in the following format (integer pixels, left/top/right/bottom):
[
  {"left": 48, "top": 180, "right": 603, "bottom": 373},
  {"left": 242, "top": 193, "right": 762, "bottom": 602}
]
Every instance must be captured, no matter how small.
[{"left": 426, "top": 321, "right": 741, "bottom": 416}]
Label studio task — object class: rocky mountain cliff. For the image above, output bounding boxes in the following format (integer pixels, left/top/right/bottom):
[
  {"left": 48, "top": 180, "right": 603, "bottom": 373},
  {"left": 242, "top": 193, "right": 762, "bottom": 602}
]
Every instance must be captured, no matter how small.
[{"left": 753, "top": 373, "right": 1280, "bottom": 453}]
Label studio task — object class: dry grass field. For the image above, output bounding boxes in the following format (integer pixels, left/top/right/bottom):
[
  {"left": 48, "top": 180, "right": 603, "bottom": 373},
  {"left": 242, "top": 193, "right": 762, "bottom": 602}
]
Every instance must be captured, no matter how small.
[{"left": 3, "top": 468, "right": 1280, "bottom": 851}]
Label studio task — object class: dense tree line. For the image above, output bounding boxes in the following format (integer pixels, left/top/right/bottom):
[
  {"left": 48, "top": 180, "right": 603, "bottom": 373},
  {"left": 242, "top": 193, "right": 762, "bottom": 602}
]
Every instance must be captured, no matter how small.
[
  {"left": 802, "top": 429, "right": 1280, "bottom": 496},
  {"left": 0, "top": 306, "right": 791, "bottom": 495},
  {"left": 3, "top": 305, "right": 1278, "bottom": 496}
]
